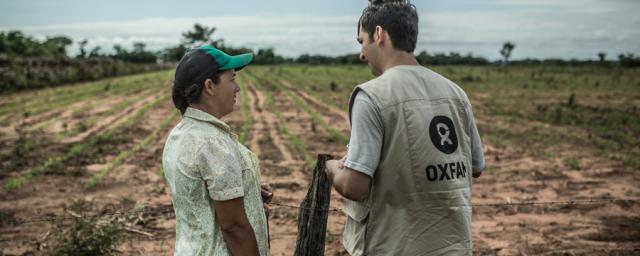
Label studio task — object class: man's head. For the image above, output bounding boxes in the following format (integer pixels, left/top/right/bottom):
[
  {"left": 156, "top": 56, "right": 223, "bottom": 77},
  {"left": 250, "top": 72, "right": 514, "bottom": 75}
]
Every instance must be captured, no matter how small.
[
  {"left": 357, "top": 0, "right": 418, "bottom": 76},
  {"left": 172, "top": 45, "right": 252, "bottom": 116}
]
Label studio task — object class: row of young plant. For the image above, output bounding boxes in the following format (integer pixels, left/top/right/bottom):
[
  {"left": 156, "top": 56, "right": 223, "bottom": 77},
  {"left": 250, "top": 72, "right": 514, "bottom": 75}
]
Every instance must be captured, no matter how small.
[
  {"left": 252, "top": 67, "right": 350, "bottom": 144},
  {"left": 22, "top": 87, "right": 162, "bottom": 142},
  {"left": 1, "top": 70, "right": 164, "bottom": 109},
  {"left": 236, "top": 75, "right": 253, "bottom": 145},
  {"left": 275, "top": 65, "right": 371, "bottom": 111},
  {"left": 264, "top": 79, "right": 349, "bottom": 145},
  {"left": 4, "top": 93, "right": 171, "bottom": 191},
  {"left": 242, "top": 71, "right": 316, "bottom": 168},
  {"left": 279, "top": 65, "right": 640, "bottom": 170},
  {"left": 0, "top": 70, "right": 171, "bottom": 125},
  {"left": 85, "top": 106, "right": 179, "bottom": 189}
]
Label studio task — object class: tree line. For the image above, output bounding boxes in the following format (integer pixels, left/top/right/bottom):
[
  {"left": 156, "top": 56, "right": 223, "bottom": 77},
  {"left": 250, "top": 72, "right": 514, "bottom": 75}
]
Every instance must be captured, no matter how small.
[
  {"left": 2, "top": 25, "right": 640, "bottom": 67},
  {"left": 0, "top": 31, "right": 171, "bottom": 93}
]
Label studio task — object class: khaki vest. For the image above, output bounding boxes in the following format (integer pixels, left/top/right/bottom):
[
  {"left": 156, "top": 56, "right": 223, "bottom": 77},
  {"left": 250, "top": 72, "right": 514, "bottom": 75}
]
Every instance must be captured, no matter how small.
[{"left": 343, "top": 65, "right": 474, "bottom": 256}]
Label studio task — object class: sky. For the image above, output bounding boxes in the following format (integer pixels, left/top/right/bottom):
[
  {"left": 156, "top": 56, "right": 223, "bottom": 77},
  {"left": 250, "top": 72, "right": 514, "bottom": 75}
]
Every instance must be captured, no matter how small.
[{"left": 1, "top": 0, "right": 639, "bottom": 60}]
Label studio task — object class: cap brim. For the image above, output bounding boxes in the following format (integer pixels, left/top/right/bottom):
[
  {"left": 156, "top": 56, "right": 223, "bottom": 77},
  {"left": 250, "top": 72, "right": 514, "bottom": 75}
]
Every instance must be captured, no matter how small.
[{"left": 219, "top": 53, "right": 253, "bottom": 71}]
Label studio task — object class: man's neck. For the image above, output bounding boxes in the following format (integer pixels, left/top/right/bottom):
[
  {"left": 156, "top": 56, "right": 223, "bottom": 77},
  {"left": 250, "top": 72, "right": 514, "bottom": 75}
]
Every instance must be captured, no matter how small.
[{"left": 381, "top": 50, "right": 420, "bottom": 74}]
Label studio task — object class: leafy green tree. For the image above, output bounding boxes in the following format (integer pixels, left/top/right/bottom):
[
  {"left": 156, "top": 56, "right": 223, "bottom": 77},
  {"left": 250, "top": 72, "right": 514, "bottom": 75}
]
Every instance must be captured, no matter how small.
[
  {"left": 161, "top": 45, "right": 188, "bottom": 62},
  {"left": 111, "top": 42, "right": 157, "bottom": 63},
  {"left": 162, "top": 23, "right": 225, "bottom": 62},
  {"left": 415, "top": 50, "right": 489, "bottom": 65},
  {"left": 181, "top": 23, "right": 222, "bottom": 47},
  {"left": 618, "top": 53, "right": 640, "bottom": 67},
  {"left": 500, "top": 41, "right": 516, "bottom": 65},
  {"left": 77, "top": 39, "right": 89, "bottom": 58},
  {"left": 255, "top": 48, "right": 277, "bottom": 64},
  {"left": 43, "top": 36, "right": 73, "bottom": 57},
  {"left": 133, "top": 42, "right": 146, "bottom": 52},
  {"left": 597, "top": 52, "right": 606, "bottom": 63},
  {"left": 89, "top": 46, "right": 102, "bottom": 57},
  {"left": 0, "top": 31, "right": 37, "bottom": 56},
  {"left": 113, "top": 44, "right": 125, "bottom": 56},
  {"left": 5, "top": 31, "right": 28, "bottom": 55}
]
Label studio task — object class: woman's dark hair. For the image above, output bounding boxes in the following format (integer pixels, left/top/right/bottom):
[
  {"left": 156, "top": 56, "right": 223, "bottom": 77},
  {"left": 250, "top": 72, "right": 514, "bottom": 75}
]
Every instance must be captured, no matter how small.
[
  {"left": 359, "top": 0, "right": 418, "bottom": 53},
  {"left": 172, "top": 49, "right": 222, "bottom": 115}
]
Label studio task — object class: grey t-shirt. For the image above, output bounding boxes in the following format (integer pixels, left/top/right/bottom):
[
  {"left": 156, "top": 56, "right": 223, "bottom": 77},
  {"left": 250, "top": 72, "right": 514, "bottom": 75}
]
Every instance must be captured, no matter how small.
[{"left": 345, "top": 90, "right": 485, "bottom": 177}]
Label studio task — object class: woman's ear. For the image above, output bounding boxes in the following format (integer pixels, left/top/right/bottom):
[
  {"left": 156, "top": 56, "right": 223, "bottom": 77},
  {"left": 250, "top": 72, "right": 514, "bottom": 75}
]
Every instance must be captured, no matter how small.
[{"left": 203, "top": 78, "right": 216, "bottom": 96}]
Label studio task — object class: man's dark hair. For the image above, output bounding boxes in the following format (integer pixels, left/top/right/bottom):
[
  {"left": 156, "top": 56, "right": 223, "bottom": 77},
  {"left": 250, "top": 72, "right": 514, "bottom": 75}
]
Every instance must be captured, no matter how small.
[
  {"left": 172, "top": 49, "right": 222, "bottom": 115},
  {"left": 359, "top": 0, "right": 418, "bottom": 53}
]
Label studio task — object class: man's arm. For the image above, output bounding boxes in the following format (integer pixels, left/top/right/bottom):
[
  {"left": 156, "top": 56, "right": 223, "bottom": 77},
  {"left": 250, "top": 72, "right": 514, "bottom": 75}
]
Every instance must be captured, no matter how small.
[
  {"left": 212, "top": 198, "right": 259, "bottom": 256},
  {"left": 468, "top": 103, "right": 485, "bottom": 178},
  {"left": 325, "top": 91, "right": 379, "bottom": 202},
  {"left": 326, "top": 159, "right": 371, "bottom": 202}
]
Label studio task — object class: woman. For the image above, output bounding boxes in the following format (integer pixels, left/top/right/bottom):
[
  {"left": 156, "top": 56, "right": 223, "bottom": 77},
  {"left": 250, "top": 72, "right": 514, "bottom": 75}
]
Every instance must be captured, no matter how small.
[{"left": 162, "top": 45, "right": 272, "bottom": 256}]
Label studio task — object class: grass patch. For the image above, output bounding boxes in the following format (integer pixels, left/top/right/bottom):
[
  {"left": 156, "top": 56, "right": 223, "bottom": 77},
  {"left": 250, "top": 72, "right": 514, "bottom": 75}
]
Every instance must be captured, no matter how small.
[
  {"left": 50, "top": 200, "right": 126, "bottom": 256},
  {"left": 563, "top": 157, "right": 581, "bottom": 170}
]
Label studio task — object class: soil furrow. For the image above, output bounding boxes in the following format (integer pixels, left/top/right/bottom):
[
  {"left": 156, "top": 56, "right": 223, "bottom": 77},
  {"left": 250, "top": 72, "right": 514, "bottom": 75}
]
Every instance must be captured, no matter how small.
[
  {"left": 62, "top": 91, "right": 166, "bottom": 144},
  {"left": 250, "top": 77, "right": 349, "bottom": 255},
  {"left": 0, "top": 98, "right": 178, "bottom": 255},
  {"left": 247, "top": 82, "right": 295, "bottom": 165},
  {"left": 280, "top": 79, "right": 350, "bottom": 129}
]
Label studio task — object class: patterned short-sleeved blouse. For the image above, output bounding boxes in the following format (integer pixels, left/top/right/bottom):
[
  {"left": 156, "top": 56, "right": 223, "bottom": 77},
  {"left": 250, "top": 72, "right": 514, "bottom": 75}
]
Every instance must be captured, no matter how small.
[{"left": 162, "top": 107, "right": 269, "bottom": 256}]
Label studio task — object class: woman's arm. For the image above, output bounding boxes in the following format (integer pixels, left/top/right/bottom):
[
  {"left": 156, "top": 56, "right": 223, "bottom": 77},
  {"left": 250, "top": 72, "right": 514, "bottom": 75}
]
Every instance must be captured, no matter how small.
[{"left": 213, "top": 197, "right": 259, "bottom": 256}]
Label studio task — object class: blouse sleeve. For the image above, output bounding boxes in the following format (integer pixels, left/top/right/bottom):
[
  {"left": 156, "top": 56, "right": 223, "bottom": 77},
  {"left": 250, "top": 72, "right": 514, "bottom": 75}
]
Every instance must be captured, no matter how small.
[{"left": 196, "top": 136, "right": 244, "bottom": 201}]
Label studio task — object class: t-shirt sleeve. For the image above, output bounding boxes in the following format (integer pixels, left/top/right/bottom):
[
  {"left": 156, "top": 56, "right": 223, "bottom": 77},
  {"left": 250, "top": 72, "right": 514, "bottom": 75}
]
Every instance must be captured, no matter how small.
[
  {"left": 196, "top": 137, "right": 244, "bottom": 201},
  {"left": 344, "top": 91, "right": 384, "bottom": 177},
  {"left": 468, "top": 105, "right": 486, "bottom": 174}
]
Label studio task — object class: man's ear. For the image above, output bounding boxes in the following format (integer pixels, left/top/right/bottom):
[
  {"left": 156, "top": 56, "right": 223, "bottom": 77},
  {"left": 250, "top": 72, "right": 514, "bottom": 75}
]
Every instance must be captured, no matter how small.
[{"left": 374, "top": 25, "right": 385, "bottom": 46}]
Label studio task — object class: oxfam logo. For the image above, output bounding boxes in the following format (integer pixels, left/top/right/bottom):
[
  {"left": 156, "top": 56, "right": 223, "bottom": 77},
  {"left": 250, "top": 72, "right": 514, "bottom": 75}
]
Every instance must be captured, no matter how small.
[{"left": 429, "top": 116, "right": 458, "bottom": 154}]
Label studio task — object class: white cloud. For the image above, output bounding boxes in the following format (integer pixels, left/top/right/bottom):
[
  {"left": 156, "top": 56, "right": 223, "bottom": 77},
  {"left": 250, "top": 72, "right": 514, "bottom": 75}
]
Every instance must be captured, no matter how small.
[{"left": 3, "top": 5, "right": 639, "bottom": 60}]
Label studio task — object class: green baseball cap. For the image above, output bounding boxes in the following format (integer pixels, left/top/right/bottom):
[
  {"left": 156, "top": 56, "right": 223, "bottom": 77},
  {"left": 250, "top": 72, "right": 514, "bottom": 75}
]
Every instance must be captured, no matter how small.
[{"left": 195, "top": 45, "right": 253, "bottom": 71}]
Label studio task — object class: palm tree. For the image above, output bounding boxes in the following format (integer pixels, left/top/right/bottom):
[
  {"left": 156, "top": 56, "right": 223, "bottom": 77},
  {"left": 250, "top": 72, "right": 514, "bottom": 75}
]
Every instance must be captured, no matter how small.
[
  {"left": 500, "top": 41, "right": 516, "bottom": 66},
  {"left": 181, "top": 23, "right": 221, "bottom": 47}
]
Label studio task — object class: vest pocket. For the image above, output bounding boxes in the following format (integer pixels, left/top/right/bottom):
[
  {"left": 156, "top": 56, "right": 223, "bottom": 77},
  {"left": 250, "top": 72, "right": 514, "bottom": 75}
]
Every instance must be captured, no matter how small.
[
  {"left": 343, "top": 199, "right": 369, "bottom": 256},
  {"left": 344, "top": 199, "right": 369, "bottom": 222}
]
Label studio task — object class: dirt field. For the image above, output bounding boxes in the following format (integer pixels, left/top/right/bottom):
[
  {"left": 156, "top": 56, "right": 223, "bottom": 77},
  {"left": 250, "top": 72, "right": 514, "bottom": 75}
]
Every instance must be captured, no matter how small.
[{"left": 1, "top": 65, "right": 639, "bottom": 255}]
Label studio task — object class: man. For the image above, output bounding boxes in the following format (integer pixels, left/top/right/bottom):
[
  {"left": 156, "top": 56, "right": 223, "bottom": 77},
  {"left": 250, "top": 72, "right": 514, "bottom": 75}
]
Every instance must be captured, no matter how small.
[{"left": 324, "top": 1, "right": 485, "bottom": 255}]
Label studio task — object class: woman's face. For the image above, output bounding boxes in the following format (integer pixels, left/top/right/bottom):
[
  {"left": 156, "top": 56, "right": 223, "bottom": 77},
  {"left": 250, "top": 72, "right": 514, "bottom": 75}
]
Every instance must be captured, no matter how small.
[{"left": 211, "top": 69, "right": 240, "bottom": 117}]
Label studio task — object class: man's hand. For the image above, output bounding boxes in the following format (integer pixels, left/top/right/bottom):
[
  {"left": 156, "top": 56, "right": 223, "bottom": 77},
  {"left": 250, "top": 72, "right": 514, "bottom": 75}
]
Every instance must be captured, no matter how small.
[
  {"left": 260, "top": 183, "right": 273, "bottom": 203},
  {"left": 325, "top": 159, "right": 344, "bottom": 180},
  {"left": 325, "top": 156, "right": 371, "bottom": 202}
]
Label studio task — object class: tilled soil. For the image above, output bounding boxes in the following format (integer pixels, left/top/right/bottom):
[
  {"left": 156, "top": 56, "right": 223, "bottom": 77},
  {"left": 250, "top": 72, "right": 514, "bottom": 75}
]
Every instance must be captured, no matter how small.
[{"left": 1, "top": 76, "right": 639, "bottom": 256}]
